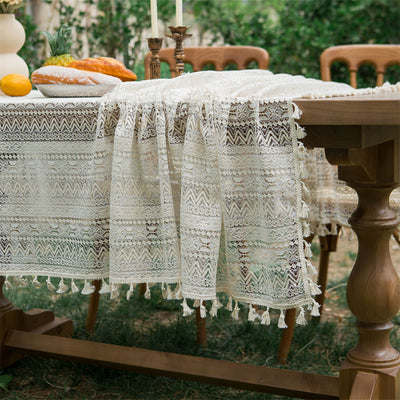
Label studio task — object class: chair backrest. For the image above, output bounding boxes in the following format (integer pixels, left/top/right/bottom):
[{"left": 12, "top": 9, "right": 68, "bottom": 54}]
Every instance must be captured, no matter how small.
[
  {"left": 320, "top": 44, "right": 400, "bottom": 88},
  {"left": 144, "top": 46, "right": 269, "bottom": 79}
]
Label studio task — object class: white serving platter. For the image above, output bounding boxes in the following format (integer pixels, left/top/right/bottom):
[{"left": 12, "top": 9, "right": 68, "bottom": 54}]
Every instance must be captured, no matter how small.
[{"left": 35, "top": 84, "right": 117, "bottom": 98}]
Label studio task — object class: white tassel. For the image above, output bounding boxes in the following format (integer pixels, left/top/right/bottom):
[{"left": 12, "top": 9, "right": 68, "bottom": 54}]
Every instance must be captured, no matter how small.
[
  {"left": 174, "top": 282, "right": 182, "bottom": 299},
  {"left": 210, "top": 298, "right": 222, "bottom": 317},
  {"left": 296, "top": 307, "right": 307, "bottom": 325},
  {"left": 71, "top": 279, "right": 80, "bottom": 294},
  {"left": 292, "top": 103, "right": 301, "bottom": 120},
  {"left": 322, "top": 225, "right": 330, "bottom": 235},
  {"left": 278, "top": 309, "right": 288, "bottom": 328},
  {"left": 110, "top": 283, "right": 120, "bottom": 300},
  {"left": 301, "top": 181, "right": 310, "bottom": 197},
  {"left": 17, "top": 276, "right": 29, "bottom": 288},
  {"left": 311, "top": 299, "right": 321, "bottom": 317},
  {"left": 309, "top": 278, "right": 322, "bottom": 295},
  {"left": 306, "top": 259, "right": 317, "bottom": 275},
  {"left": 226, "top": 296, "right": 233, "bottom": 311},
  {"left": 46, "top": 276, "right": 56, "bottom": 291},
  {"left": 260, "top": 308, "right": 271, "bottom": 325},
  {"left": 303, "top": 221, "right": 311, "bottom": 237},
  {"left": 296, "top": 125, "right": 306, "bottom": 139},
  {"left": 231, "top": 301, "right": 240, "bottom": 320},
  {"left": 315, "top": 224, "right": 324, "bottom": 236},
  {"left": 81, "top": 279, "right": 95, "bottom": 295},
  {"left": 193, "top": 299, "right": 201, "bottom": 308},
  {"left": 167, "top": 284, "right": 174, "bottom": 300},
  {"left": 4, "top": 276, "right": 13, "bottom": 290},
  {"left": 304, "top": 240, "right": 313, "bottom": 258},
  {"left": 56, "top": 278, "right": 69, "bottom": 294},
  {"left": 144, "top": 283, "right": 151, "bottom": 300},
  {"left": 200, "top": 301, "right": 207, "bottom": 318},
  {"left": 161, "top": 282, "right": 167, "bottom": 299},
  {"left": 248, "top": 304, "right": 259, "bottom": 322},
  {"left": 32, "top": 276, "right": 42, "bottom": 288},
  {"left": 181, "top": 298, "right": 194, "bottom": 317},
  {"left": 298, "top": 142, "right": 306, "bottom": 155},
  {"left": 126, "top": 283, "right": 136, "bottom": 301},
  {"left": 98, "top": 278, "right": 110, "bottom": 294},
  {"left": 299, "top": 201, "right": 310, "bottom": 219},
  {"left": 299, "top": 162, "right": 307, "bottom": 179},
  {"left": 331, "top": 224, "right": 338, "bottom": 235}
]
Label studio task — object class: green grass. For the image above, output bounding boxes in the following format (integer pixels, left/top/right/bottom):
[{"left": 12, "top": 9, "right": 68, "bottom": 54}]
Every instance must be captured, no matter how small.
[{"left": 1, "top": 275, "right": 399, "bottom": 399}]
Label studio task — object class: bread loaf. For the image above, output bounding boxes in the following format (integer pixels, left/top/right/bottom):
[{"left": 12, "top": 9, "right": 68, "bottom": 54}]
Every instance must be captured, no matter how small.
[
  {"left": 32, "top": 66, "right": 122, "bottom": 85},
  {"left": 67, "top": 57, "right": 137, "bottom": 81}
]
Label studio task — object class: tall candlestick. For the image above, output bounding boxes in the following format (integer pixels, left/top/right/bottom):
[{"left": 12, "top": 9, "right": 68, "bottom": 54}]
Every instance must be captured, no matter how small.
[
  {"left": 176, "top": 0, "right": 183, "bottom": 26},
  {"left": 150, "top": 0, "right": 159, "bottom": 37}
]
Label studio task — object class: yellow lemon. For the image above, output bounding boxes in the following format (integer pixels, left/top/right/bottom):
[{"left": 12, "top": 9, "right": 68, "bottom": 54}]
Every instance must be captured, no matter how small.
[{"left": 1, "top": 74, "right": 32, "bottom": 97}]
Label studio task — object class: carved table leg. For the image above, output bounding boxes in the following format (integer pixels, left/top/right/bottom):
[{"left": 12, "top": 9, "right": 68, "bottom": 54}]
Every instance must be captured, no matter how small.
[
  {"left": 326, "top": 143, "right": 400, "bottom": 400},
  {"left": 0, "top": 276, "right": 73, "bottom": 368}
]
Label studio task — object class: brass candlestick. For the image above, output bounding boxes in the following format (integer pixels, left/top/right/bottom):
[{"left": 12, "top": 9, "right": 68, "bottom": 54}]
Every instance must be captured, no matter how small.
[
  {"left": 166, "top": 26, "right": 192, "bottom": 77},
  {"left": 147, "top": 37, "right": 163, "bottom": 79}
]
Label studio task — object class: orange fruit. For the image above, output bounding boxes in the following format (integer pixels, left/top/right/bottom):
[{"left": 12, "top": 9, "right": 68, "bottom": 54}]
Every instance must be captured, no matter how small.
[{"left": 1, "top": 74, "right": 32, "bottom": 97}]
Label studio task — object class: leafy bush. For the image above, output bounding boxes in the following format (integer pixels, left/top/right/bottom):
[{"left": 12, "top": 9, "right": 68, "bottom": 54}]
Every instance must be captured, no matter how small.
[
  {"left": 45, "top": 0, "right": 174, "bottom": 71},
  {"left": 191, "top": 0, "right": 400, "bottom": 87},
  {"left": 17, "top": 0, "right": 400, "bottom": 85}
]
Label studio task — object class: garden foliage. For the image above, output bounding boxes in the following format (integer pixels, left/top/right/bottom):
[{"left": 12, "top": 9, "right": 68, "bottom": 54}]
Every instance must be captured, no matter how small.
[
  {"left": 17, "top": 0, "right": 400, "bottom": 86},
  {"left": 191, "top": 0, "right": 400, "bottom": 86}
]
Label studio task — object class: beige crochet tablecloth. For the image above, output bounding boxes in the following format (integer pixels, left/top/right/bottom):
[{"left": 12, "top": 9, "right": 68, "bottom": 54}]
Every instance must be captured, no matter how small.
[{"left": 0, "top": 71, "right": 398, "bottom": 325}]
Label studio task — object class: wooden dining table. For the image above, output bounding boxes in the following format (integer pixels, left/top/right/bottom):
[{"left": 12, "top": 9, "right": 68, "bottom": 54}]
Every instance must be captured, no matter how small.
[{"left": 0, "top": 91, "right": 399, "bottom": 400}]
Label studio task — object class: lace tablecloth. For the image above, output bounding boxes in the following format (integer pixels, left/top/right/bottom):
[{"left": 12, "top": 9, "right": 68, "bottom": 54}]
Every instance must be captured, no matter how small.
[{"left": 1, "top": 72, "right": 399, "bottom": 325}]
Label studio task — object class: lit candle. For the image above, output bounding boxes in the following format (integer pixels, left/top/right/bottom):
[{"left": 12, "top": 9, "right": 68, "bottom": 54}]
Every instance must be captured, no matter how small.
[
  {"left": 176, "top": 0, "right": 183, "bottom": 26},
  {"left": 150, "top": 0, "right": 158, "bottom": 37}
]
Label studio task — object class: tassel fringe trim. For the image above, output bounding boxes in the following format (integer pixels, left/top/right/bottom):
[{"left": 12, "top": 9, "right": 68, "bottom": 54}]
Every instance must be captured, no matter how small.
[{"left": 0, "top": 276, "right": 322, "bottom": 327}]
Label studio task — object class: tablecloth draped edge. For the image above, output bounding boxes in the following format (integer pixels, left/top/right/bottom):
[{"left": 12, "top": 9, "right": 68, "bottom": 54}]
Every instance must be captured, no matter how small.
[{"left": 2, "top": 99, "right": 321, "bottom": 328}]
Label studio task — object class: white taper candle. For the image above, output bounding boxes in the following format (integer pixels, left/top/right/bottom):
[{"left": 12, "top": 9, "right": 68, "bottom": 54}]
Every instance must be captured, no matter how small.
[
  {"left": 150, "top": 0, "right": 158, "bottom": 37},
  {"left": 176, "top": 0, "right": 183, "bottom": 26}
]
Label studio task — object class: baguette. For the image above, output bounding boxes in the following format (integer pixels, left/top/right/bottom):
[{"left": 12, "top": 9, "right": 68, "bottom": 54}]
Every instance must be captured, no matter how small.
[
  {"left": 32, "top": 66, "right": 122, "bottom": 85},
  {"left": 67, "top": 57, "right": 137, "bottom": 82}
]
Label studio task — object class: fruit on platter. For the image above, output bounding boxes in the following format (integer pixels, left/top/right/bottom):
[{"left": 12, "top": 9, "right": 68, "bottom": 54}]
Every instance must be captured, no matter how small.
[
  {"left": 36, "top": 24, "right": 136, "bottom": 85},
  {"left": 42, "top": 25, "right": 76, "bottom": 67},
  {"left": 1, "top": 74, "right": 32, "bottom": 96}
]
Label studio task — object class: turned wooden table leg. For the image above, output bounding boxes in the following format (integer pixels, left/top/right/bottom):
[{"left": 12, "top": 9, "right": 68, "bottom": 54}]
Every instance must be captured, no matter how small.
[
  {"left": 325, "top": 140, "right": 400, "bottom": 400},
  {"left": 339, "top": 184, "right": 400, "bottom": 399}
]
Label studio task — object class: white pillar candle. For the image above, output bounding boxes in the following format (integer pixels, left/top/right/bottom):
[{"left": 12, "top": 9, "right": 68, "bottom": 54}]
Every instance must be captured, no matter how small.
[
  {"left": 150, "top": 0, "right": 159, "bottom": 37},
  {"left": 176, "top": 0, "right": 183, "bottom": 26}
]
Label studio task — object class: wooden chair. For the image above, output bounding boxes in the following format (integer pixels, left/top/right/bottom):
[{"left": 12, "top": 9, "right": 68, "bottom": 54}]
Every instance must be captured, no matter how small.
[
  {"left": 144, "top": 45, "right": 270, "bottom": 79},
  {"left": 278, "top": 44, "right": 400, "bottom": 362},
  {"left": 320, "top": 44, "right": 400, "bottom": 88}
]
